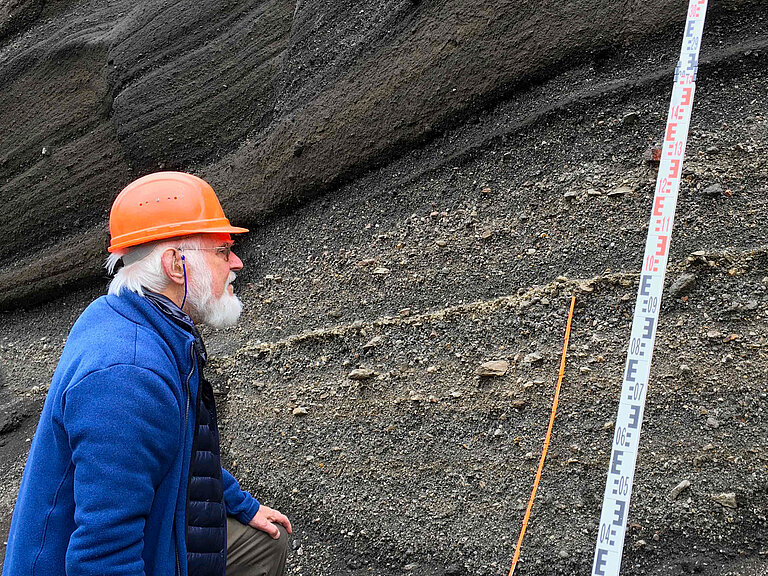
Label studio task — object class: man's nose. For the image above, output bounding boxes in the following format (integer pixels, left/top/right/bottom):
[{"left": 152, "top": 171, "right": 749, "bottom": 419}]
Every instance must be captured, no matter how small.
[{"left": 229, "top": 251, "right": 244, "bottom": 271}]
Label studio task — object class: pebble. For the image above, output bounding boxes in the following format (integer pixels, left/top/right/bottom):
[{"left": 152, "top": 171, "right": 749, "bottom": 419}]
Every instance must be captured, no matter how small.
[
  {"left": 558, "top": 550, "right": 570, "bottom": 559},
  {"left": 701, "top": 183, "right": 723, "bottom": 197},
  {"left": 292, "top": 406, "right": 309, "bottom": 416},
  {"left": 680, "top": 364, "right": 691, "bottom": 373},
  {"left": 668, "top": 273, "right": 696, "bottom": 298},
  {"left": 669, "top": 479, "right": 691, "bottom": 500},
  {"left": 564, "top": 190, "right": 578, "bottom": 200},
  {"left": 622, "top": 111, "right": 640, "bottom": 125},
  {"left": 372, "top": 267, "right": 390, "bottom": 275},
  {"left": 348, "top": 368, "right": 375, "bottom": 380},
  {"left": 608, "top": 185, "right": 632, "bottom": 197},
  {"left": 435, "top": 240, "right": 447, "bottom": 247},
  {"left": 522, "top": 351, "right": 543, "bottom": 364},
  {"left": 476, "top": 360, "right": 509, "bottom": 377},
  {"left": 711, "top": 492, "right": 737, "bottom": 508},
  {"left": 705, "top": 417, "right": 720, "bottom": 429},
  {"left": 362, "top": 336, "right": 383, "bottom": 350}
]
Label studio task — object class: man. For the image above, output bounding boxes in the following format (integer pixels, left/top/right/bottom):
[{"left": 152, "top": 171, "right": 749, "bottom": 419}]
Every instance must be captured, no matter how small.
[{"left": 3, "top": 172, "right": 291, "bottom": 576}]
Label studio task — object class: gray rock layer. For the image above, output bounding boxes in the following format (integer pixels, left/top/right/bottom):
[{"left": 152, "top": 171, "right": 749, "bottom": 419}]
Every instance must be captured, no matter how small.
[{"left": 0, "top": 0, "right": 761, "bottom": 308}]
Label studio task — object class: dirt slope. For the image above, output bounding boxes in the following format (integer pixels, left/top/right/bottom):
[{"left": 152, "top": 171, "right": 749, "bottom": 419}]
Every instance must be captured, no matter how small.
[{"left": 0, "top": 3, "right": 767, "bottom": 576}]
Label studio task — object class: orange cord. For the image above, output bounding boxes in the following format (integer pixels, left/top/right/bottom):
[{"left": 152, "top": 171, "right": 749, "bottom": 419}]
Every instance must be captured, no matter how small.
[{"left": 508, "top": 295, "right": 576, "bottom": 576}]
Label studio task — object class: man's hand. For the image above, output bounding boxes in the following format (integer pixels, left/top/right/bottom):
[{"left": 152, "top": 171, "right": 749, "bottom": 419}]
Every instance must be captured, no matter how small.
[{"left": 248, "top": 505, "right": 293, "bottom": 539}]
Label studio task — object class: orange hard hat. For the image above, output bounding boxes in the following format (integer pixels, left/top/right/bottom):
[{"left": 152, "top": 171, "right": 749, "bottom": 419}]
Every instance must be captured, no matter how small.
[{"left": 108, "top": 172, "right": 248, "bottom": 252}]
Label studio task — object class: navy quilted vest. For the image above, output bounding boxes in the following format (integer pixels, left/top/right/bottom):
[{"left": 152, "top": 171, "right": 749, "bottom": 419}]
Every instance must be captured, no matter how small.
[
  {"left": 143, "top": 292, "right": 228, "bottom": 576},
  {"left": 186, "top": 371, "right": 227, "bottom": 576}
]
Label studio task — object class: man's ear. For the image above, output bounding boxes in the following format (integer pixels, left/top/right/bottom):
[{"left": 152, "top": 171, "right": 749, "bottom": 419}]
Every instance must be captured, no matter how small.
[{"left": 161, "top": 248, "right": 186, "bottom": 286}]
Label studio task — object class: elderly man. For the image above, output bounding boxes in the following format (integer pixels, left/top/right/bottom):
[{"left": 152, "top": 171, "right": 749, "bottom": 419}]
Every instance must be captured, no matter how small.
[{"left": 3, "top": 172, "right": 291, "bottom": 576}]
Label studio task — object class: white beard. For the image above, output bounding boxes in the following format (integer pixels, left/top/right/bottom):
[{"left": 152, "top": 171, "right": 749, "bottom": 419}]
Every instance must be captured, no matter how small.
[{"left": 187, "top": 271, "right": 243, "bottom": 329}]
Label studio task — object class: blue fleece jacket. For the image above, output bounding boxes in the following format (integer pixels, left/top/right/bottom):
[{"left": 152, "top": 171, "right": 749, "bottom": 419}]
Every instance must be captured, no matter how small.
[{"left": 2, "top": 291, "right": 260, "bottom": 576}]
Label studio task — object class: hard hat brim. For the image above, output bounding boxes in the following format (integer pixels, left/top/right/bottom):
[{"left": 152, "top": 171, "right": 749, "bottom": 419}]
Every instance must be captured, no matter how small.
[{"left": 108, "top": 223, "right": 249, "bottom": 253}]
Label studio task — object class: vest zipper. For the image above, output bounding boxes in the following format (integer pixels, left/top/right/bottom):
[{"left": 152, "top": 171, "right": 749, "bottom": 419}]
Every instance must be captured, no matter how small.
[{"left": 175, "top": 343, "right": 196, "bottom": 576}]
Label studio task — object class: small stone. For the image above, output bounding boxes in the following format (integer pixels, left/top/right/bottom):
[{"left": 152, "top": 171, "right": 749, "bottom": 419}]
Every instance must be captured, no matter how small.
[
  {"left": 608, "top": 185, "right": 632, "bottom": 197},
  {"left": 476, "top": 360, "right": 509, "bottom": 377},
  {"left": 449, "top": 390, "right": 463, "bottom": 398},
  {"left": 634, "top": 540, "right": 647, "bottom": 550},
  {"left": 705, "top": 417, "right": 720, "bottom": 429},
  {"left": 702, "top": 183, "right": 723, "bottom": 197},
  {"left": 511, "top": 399, "right": 527, "bottom": 408},
  {"left": 564, "top": 190, "right": 578, "bottom": 200},
  {"left": 481, "top": 187, "right": 492, "bottom": 195},
  {"left": 643, "top": 145, "right": 662, "bottom": 164},
  {"left": 669, "top": 479, "right": 691, "bottom": 500},
  {"left": 622, "top": 111, "right": 640, "bottom": 125},
  {"left": 404, "top": 563, "right": 419, "bottom": 571},
  {"left": 526, "top": 248, "right": 536, "bottom": 255},
  {"left": 587, "top": 188, "right": 602, "bottom": 196},
  {"left": 668, "top": 273, "right": 696, "bottom": 298},
  {"left": 372, "top": 267, "right": 390, "bottom": 275},
  {"left": 558, "top": 550, "right": 570, "bottom": 559},
  {"left": 522, "top": 351, "right": 543, "bottom": 364},
  {"left": 435, "top": 239, "right": 447, "bottom": 247},
  {"left": 603, "top": 420, "right": 615, "bottom": 431},
  {"left": 292, "top": 406, "right": 308, "bottom": 416},
  {"left": 480, "top": 229, "right": 493, "bottom": 240},
  {"left": 362, "top": 336, "right": 384, "bottom": 350},
  {"left": 706, "top": 330, "right": 723, "bottom": 339},
  {"left": 680, "top": 364, "right": 691, "bottom": 373},
  {"left": 706, "top": 146, "right": 720, "bottom": 154},
  {"left": 41, "top": 146, "right": 50, "bottom": 156},
  {"left": 445, "top": 564, "right": 463, "bottom": 575},
  {"left": 711, "top": 492, "right": 737, "bottom": 508},
  {"left": 441, "top": 267, "right": 451, "bottom": 275},
  {"left": 349, "top": 368, "right": 375, "bottom": 380}
]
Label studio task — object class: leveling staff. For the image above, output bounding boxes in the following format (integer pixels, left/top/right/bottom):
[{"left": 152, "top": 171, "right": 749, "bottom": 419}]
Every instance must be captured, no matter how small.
[{"left": 4, "top": 172, "right": 292, "bottom": 576}]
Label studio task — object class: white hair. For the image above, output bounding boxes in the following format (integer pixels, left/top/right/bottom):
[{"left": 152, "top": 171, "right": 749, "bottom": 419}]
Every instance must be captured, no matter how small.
[{"left": 105, "top": 236, "right": 206, "bottom": 297}]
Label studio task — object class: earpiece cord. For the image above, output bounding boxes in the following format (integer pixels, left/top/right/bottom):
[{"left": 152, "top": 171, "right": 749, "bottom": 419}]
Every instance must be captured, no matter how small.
[{"left": 180, "top": 254, "right": 188, "bottom": 309}]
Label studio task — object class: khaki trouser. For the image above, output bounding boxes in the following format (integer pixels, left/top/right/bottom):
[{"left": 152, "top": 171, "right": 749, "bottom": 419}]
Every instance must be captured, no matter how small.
[{"left": 226, "top": 517, "right": 291, "bottom": 576}]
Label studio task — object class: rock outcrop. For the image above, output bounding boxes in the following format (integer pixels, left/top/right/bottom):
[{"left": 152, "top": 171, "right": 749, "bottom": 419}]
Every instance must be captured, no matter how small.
[{"left": 0, "top": 0, "right": 761, "bottom": 308}]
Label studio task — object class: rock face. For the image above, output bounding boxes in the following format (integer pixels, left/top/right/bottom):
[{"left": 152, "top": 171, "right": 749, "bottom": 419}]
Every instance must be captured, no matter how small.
[
  {"left": 1, "top": 3, "right": 768, "bottom": 573},
  {"left": 0, "top": 0, "right": 760, "bottom": 308}
]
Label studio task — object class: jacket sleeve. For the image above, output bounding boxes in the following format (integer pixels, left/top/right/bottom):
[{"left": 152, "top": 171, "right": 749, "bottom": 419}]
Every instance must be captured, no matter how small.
[
  {"left": 222, "top": 467, "right": 260, "bottom": 524},
  {"left": 62, "top": 365, "right": 181, "bottom": 576}
]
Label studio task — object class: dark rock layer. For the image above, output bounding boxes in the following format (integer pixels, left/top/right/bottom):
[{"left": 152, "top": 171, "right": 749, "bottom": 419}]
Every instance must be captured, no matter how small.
[{"left": 0, "top": 0, "right": 761, "bottom": 308}]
